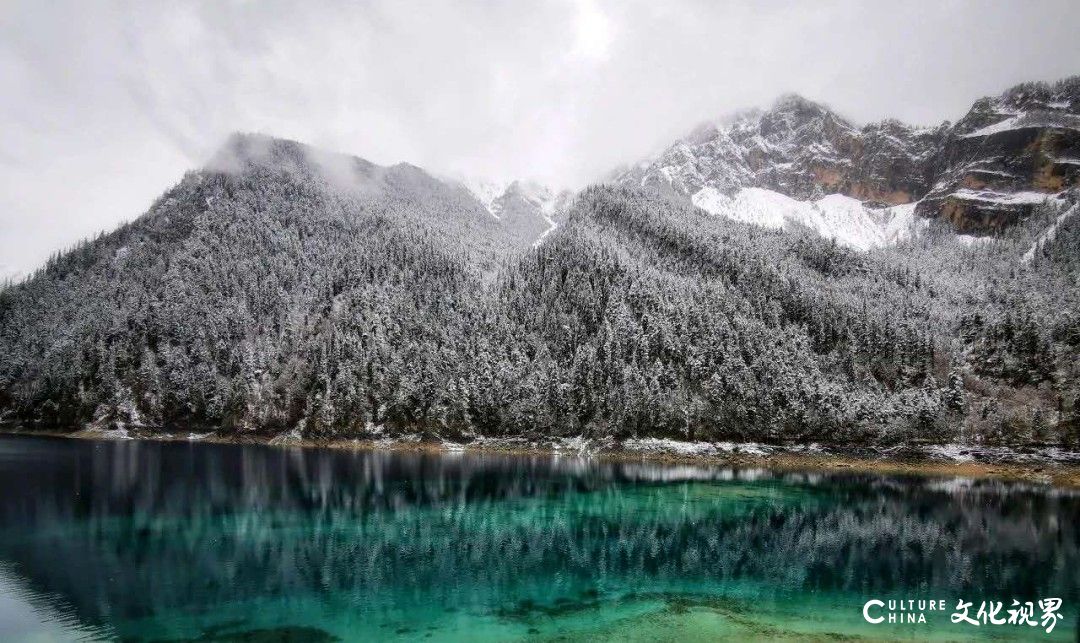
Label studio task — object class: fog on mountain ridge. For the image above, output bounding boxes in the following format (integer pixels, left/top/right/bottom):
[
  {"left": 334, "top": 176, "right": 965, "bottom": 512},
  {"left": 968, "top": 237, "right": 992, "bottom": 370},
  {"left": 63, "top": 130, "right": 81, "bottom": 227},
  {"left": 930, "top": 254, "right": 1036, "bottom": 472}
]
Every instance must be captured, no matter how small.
[{"left": 4, "top": 0, "right": 1080, "bottom": 280}]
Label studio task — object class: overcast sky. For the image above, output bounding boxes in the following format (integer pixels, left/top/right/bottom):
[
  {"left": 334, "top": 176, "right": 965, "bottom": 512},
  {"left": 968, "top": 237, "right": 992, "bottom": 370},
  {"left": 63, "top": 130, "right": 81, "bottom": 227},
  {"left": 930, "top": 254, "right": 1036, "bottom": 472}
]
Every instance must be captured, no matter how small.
[{"left": 2, "top": 0, "right": 1079, "bottom": 279}]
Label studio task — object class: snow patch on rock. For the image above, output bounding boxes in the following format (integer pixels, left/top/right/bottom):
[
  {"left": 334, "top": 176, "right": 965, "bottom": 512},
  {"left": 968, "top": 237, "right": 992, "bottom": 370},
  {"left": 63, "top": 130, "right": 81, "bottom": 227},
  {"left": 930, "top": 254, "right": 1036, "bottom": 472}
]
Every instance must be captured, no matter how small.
[
  {"left": 961, "top": 112, "right": 1080, "bottom": 138},
  {"left": 950, "top": 189, "right": 1057, "bottom": 206}
]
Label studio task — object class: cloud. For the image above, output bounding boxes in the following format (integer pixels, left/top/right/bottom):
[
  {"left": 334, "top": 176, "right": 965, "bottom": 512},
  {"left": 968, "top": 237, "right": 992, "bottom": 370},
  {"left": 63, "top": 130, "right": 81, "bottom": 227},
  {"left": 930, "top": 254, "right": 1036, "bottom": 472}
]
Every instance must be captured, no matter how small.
[{"left": 2, "top": 0, "right": 1079, "bottom": 278}]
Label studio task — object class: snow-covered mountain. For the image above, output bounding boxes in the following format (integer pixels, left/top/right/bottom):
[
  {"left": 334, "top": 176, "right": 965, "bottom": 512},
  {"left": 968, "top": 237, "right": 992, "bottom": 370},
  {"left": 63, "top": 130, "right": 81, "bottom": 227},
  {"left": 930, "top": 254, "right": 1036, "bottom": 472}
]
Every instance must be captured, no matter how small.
[
  {"left": 617, "top": 94, "right": 943, "bottom": 206},
  {"left": 614, "top": 77, "right": 1080, "bottom": 248},
  {"left": 921, "top": 79, "right": 1080, "bottom": 231},
  {"left": 458, "top": 178, "right": 574, "bottom": 247},
  {"left": 4, "top": 126, "right": 1079, "bottom": 447}
]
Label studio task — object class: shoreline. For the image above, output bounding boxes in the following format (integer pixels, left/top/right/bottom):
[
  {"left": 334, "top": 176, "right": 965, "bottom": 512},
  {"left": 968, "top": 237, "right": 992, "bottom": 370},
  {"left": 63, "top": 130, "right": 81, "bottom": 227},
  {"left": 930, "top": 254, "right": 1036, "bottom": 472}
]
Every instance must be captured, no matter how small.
[{"left": 5, "top": 427, "right": 1080, "bottom": 488}]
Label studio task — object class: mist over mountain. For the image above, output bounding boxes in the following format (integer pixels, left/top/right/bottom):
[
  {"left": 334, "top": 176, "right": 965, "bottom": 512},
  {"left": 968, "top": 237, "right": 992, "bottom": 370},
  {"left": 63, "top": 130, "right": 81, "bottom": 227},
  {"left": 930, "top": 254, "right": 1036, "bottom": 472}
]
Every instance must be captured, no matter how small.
[{"left": 1, "top": 77, "right": 1079, "bottom": 447}]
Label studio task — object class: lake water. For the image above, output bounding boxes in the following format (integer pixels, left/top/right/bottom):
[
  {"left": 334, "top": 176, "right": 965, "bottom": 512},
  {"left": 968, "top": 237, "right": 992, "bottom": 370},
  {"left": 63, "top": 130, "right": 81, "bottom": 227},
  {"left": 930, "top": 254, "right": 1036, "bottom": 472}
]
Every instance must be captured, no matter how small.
[{"left": 0, "top": 434, "right": 1076, "bottom": 641}]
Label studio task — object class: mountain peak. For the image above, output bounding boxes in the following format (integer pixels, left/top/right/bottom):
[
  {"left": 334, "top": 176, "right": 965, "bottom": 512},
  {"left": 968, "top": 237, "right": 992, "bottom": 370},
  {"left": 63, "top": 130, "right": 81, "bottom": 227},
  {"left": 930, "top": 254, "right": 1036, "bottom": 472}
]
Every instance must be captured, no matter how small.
[
  {"left": 614, "top": 75, "right": 1080, "bottom": 240},
  {"left": 683, "top": 121, "right": 723, "bottom": 145},
  {"left": 771, "top": 92, "right": 818, "bottom": 110},
  {"left": 206, "top": 132, "right": 307, "bottom": 173},
  {"left": 204, "top": 133, "right": 389, "bottom": 195},
  {"left": 767, "top": 93, "right": 845, "bottom": 122}
]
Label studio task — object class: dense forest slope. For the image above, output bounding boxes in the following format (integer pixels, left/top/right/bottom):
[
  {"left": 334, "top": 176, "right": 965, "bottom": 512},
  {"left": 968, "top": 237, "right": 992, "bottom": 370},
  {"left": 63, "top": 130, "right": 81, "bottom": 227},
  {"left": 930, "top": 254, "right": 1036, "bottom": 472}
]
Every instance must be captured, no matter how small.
[{"left": 1, "top": 128, "right": 1079, "bottom": 447}]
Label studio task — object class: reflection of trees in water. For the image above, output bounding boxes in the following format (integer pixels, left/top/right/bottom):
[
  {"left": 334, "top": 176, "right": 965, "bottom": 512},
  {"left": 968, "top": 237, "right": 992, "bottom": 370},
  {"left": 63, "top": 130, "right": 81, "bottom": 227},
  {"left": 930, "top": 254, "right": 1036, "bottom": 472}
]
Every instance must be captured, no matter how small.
[{"left": 0, "top": 436, "right": 1077, "bottom": 629}]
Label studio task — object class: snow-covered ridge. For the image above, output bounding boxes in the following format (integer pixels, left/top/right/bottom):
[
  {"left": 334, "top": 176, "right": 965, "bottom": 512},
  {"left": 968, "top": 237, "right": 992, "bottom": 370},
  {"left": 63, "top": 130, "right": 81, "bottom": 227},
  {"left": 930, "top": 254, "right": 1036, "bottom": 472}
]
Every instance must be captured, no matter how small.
[
  {"left": 460, "top": 178, "right": 565, "bottom": 219},
  {"left": 615, "top": 91, "right": 941, "bottom": 205},
  {"left": 616, "top": 77, "right": 1080, "bottom": 242},
  {"left": 960, "top": 111, "right": 1080, "bottom": 138},
  {"left": 517, "top": 182, "right": 573, "bottom": 248},
  {"left": 512, "top": 180, "right": 563, "bottom": 216},
  {"left": 458, "top": 178, "right": 509, "bottom": 219},
  {"left": 457, "top": 177, "right": 573, "bottom": 247},
  {"left": 610, "top": 92, "right": 951, "bottom": 250},
  {"left": 692, "top": 187, "right": 924, "bottom": 250}
]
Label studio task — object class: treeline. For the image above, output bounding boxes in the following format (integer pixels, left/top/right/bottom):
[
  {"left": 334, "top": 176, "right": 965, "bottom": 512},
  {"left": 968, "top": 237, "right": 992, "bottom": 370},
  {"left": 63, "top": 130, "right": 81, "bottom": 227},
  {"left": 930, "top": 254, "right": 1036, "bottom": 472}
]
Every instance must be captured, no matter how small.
[{"left": 0, "top": 143, "right": 1077, "bottom": 446}]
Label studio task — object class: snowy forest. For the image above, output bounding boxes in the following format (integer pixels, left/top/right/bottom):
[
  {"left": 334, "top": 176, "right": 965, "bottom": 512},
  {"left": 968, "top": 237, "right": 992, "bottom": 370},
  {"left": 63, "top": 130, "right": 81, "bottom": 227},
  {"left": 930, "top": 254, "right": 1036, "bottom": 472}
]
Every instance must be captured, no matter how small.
[{"left": 1, "top": 136, "right": 1078, "bottom": 447}]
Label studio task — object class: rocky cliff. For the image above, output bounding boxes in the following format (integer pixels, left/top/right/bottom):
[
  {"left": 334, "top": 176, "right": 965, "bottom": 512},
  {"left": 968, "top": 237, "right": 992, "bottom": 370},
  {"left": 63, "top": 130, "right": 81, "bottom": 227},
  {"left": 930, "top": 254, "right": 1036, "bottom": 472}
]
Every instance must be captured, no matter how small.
[
  {"left": 919, "top": 78, "right": 1080, "bottom": 232},
  {"left": 616, "top": 76, "right": 1080, "bottom": 237}
]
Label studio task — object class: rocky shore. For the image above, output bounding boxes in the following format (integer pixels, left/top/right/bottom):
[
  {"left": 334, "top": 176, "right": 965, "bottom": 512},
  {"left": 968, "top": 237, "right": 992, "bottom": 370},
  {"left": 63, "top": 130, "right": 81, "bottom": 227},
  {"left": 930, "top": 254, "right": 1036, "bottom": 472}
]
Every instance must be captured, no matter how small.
[{"left": 7, "top": 426, "right": 1080, "bottom": 489}]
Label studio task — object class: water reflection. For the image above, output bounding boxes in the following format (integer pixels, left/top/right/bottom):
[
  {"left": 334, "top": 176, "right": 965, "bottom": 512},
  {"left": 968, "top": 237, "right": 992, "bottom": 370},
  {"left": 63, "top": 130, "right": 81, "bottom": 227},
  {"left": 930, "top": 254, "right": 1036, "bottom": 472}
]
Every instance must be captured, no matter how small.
[
  {"left": 0, "top": 563, "right": 111, "bottom": 641},
  {"left": 0, "top": 435, "right": 1077, "bottom": 640}
]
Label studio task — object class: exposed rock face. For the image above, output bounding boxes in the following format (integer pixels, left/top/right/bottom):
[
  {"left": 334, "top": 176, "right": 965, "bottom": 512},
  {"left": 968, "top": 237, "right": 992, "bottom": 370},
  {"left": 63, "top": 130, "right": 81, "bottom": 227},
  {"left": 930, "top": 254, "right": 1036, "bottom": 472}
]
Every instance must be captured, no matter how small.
[
  {"left": 616, "top": 76, "right": 1080, "bottom": 236},
  {"left": 917, "top": 78, "right": 1080, "bottom": 231},
  {"left": 848, "top": 119, "right": 945, "bottom": 206}
]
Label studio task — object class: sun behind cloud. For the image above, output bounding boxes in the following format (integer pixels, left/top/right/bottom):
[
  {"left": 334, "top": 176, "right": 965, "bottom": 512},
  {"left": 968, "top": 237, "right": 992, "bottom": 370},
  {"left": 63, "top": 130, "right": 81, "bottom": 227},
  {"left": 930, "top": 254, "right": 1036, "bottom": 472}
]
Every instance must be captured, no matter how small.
[{"left": 569, "top": 0, "right": 614, "bottom": 63}]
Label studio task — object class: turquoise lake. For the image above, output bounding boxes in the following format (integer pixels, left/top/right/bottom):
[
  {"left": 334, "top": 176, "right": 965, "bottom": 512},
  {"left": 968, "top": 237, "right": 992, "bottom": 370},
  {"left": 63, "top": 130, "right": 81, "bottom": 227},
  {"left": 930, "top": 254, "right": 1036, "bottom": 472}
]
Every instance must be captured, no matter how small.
[{"left": 0, "top": 434, "right": 1076, "bottom": 641}]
